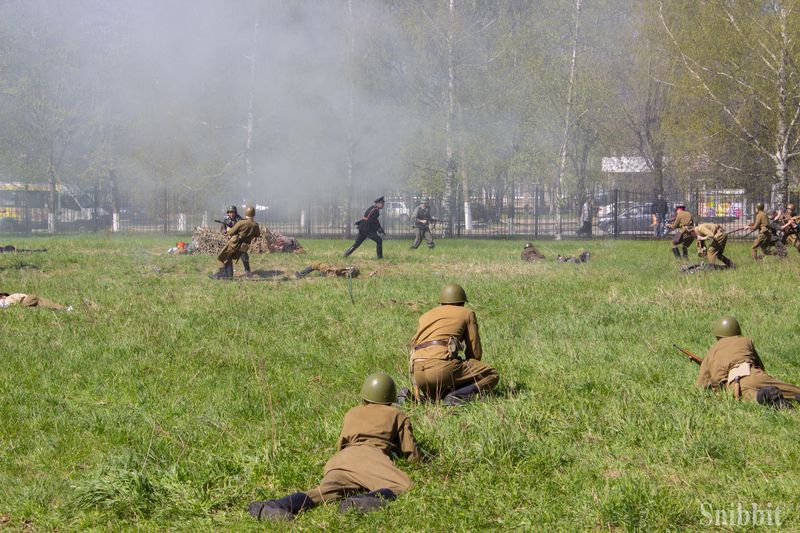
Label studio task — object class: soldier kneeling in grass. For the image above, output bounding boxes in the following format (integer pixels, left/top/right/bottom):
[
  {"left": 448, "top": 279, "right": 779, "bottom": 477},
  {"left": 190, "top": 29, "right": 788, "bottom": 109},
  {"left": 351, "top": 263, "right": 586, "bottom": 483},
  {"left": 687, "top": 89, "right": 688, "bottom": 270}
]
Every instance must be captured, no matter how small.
[
  {"left": 0, "top": 292, "right": 71, "bottom": 311},
  {"left": 696, "top": 316, "right": 800, "bottom": 409},
  {"left": 521, "top": 242, "right": 545, "bottom": 261},
  {"left": 248, "top": 373, "right": 419, "bottom": 521}
]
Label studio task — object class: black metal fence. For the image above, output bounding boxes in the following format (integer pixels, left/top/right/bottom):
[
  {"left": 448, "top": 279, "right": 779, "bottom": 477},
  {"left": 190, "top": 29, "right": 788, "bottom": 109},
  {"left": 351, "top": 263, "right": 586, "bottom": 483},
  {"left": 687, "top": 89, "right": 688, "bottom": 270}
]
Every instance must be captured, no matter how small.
[{"left": 0, "top": 183, "right": 777, "bottom": 240}]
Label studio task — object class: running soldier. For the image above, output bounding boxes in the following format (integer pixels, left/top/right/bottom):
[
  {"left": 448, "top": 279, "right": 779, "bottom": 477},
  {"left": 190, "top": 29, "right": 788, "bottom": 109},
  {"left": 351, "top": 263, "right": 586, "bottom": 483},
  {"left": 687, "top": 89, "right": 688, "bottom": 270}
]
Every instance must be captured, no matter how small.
[
  {"left": 344, "top": 197, "right": 385, "bottom": 259},
  {"left": 409, "top": 200, "right": 436, "bottom": 249},
  {"left": 666, "top": 203, "right": 694, "bottom": 260}
]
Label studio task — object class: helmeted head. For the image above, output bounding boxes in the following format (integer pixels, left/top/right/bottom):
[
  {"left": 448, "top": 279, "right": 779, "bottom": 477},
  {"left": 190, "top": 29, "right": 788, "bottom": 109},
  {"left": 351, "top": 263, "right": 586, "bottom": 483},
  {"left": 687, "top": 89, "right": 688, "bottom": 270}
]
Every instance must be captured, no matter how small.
[
  {"left": 439, "top": 282, "right": 467, "bottom": 304},
  {"left": 374, "top": 196, "right": 385, "bottom": 207},
  {"left": 421, "top": 199, "right": 429, "bottom": 207},
  {"left": 524, "top": 242, "right": 533, "bottom": 249},
  {"left": 712, "top": 315, "right": 741, "bottom": 338},
  {"left": 676, "top": 203, "right": 686, "bottom": 211},
  {"left": 756, "top": 202, "right": 765, "bottom": 211},
  {"left": 787, "top": 203, "right": 796, "bottom": 214},
  {"left": 360, "top": 372, "right": 397, "bottom": 405},
  {"left": 227, "top": 205, "right": 238, "bottom": 215},
  {"left": 244, "top": 206, "right": 256, "bottom": 218}
]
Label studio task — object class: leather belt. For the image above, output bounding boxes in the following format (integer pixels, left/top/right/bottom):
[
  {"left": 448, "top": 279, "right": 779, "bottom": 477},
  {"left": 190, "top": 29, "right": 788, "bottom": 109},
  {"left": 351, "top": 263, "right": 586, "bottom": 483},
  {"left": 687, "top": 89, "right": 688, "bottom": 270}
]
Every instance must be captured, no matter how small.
[{"left": 413, "top": 340, "right": 448, "bottom": 351}]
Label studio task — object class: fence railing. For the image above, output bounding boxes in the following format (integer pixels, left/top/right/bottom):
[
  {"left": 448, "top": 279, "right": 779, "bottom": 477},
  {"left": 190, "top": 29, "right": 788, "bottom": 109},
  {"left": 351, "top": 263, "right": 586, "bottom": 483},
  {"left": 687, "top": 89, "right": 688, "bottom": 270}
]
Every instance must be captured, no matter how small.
[{"left": 0, "top": 185, "right": 771, "bottom": 240}]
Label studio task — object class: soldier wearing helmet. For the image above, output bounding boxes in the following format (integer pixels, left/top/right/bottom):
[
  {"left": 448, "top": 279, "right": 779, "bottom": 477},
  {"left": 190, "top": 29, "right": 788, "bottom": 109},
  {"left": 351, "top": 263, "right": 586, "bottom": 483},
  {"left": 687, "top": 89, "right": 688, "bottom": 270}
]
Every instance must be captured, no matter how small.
[
  {"left": 248, "top": 373, "right": 419, "bottom": 522},
  {"left": 776, "top": 202, "right": 800, "bottom": 254},
  {"left": 665, "top": 203, "right": 694, "bottom": 260},
  {"left": 521, "top": 242, "right": 545, "bottom": 261},
  {"left": 695, "top": 316, "right": 800, "bottom": 408},
  {"left": 409, "top": 199, "right": 437, "bottom": 250},
  {"left": 748, "top": 202, "right": 775, "bottom": 260},
  {"left": 407, "top": 283, "right": 499, "bottom": 405},
  {"left": 217, "top": 205, "right": 253, "bottom": 275},
  {"left": 211, "top": 206, "right": 260, "bottom": 279}
]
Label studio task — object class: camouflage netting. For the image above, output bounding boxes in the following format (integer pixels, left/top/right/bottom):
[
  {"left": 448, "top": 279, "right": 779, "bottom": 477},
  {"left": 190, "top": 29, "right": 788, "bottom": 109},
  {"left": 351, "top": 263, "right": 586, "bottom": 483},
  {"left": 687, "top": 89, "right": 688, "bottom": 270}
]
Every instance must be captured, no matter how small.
[{"left": 189, "top": 224, "right": 305, "bottom": 255}]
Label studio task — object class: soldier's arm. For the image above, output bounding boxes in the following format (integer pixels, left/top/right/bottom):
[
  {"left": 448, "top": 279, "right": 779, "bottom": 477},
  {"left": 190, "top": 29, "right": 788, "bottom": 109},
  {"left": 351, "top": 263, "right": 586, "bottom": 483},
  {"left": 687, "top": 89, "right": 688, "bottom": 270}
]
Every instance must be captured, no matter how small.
[
  {"left": 464, "top": 311, "right": 482, "bottom": 360},
  {"left": 398, "top": 415, "right": 421, "bottom": 462},
  {"left": 750, "top": 341, "right": 766, "bottom": 370},
  {"left": 695, "top": 352, "right": 713, "bottom": 389}
]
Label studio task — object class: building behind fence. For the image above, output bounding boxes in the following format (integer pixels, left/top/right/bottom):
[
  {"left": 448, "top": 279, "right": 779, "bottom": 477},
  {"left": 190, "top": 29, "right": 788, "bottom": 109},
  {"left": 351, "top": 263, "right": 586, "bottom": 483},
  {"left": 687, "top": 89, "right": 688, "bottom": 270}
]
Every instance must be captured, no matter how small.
[{"left": 0, "top": 181, "right": 783, "bottom": 240}]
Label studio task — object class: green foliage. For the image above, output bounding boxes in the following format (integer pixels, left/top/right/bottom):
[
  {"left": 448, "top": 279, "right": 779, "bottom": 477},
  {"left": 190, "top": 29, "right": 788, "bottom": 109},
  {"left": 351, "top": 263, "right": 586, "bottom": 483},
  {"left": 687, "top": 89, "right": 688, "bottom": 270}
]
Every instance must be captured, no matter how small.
[{"left": 1, "top": 236, "right": 800, "bottom": 530}]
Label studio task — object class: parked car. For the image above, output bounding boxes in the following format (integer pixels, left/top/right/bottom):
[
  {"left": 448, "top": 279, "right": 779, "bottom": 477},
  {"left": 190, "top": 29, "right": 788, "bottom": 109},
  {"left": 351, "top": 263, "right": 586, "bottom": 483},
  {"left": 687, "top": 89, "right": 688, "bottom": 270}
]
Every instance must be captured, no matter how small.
[
  {"left": 598, "top": 204, "right": 658, "bottom": 234},
  {"left": 384, "top": 200, "right": 410, "bottom": 222}
]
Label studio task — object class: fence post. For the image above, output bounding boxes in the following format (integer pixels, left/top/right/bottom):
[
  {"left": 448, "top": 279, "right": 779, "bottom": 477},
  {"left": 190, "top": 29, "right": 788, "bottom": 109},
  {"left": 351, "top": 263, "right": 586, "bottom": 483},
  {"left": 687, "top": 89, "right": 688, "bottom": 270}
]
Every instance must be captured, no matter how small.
[
  {"left": 162, "top": 187, "right": 168, "bottom": 233},
  {"left": 612, "top": 189, "right": 619, "bottom": 239},
  {"left": 534, "top": 185, "right": 539, "bottom": 238},
  {"left": 93, "top": 185, "right": 99, "bottom": 233}
]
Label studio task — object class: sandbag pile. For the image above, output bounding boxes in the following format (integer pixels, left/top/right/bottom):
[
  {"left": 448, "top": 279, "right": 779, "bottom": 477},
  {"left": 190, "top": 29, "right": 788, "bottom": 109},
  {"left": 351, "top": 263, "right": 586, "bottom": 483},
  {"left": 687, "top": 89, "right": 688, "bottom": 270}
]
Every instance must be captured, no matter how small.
[{"left": 188, "top": 224, "right": 304, "bottom": 255}]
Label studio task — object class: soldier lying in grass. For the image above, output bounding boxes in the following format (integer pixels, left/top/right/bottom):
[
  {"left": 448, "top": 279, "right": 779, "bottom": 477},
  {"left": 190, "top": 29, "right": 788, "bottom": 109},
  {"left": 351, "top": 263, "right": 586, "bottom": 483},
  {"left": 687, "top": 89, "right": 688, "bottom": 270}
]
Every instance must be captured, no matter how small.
[{"left": 0, "top": 292, "right": 71, "bottom": 311}]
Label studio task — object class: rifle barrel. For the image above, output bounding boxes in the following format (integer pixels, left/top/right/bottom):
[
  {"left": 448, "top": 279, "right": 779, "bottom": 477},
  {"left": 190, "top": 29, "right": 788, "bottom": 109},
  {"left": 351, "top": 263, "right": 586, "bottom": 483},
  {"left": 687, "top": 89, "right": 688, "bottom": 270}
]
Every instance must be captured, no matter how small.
[{"left": 672, "top": 343, "right": 703, "bottom": 365}]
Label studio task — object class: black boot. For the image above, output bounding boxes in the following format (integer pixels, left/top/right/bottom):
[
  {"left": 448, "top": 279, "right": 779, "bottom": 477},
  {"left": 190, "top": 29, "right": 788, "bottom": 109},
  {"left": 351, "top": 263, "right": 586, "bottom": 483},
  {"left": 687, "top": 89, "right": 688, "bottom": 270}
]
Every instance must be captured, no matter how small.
[
  {"left": 682, "top": 247, "right": 689, "bottom": 260},
  {"left": 249, "top": 492, "right": 314, "bottom": 521},
  {"left": 720, "top": 255, "right": 735, "bottom": 269},
  {"left": 756, "top": 386, "right": 794, "bottom": 410},
  {"left": 295, "top": 265, "right": 314, "bottom": 279},
  {"left": 225, "top": 262, "right": 234, "bottom": 279},
  {"left": 343, "top": 245, "right": 356, "bottom": 258},
  {"left": 443, "top": 383, "right": 481, "bottom": 406},
  {"left": 209, "top": 266, "right": 231, "bottom": 280},
  {"left": 241, "top": 254, "right": 252, "bottom": 276},
  {"left": 671, "top": 247, "right": 681, "bottom": 260},
  {"left": 338, "top": 489, "right": 396, "bottom": 514}
]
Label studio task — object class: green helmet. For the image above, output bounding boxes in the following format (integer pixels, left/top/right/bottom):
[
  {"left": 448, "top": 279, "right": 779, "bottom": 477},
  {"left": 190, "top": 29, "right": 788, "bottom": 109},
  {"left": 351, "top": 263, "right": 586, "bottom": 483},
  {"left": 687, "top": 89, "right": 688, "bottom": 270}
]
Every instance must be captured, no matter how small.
[
  {"left": 439, "top": 283, "right": 467, "bottom": 304},
  {"left": 360, "top": 372, "right": 397, "bottom": 405},
  {"left": 712, "top": 315, "right": 741, "bottom": 338},
  {"left": 244, "top": 206, "right": 256, "bottom": 217},
  {"left": 524, "top": 242, "right": 533, "bottom": 249},
  {"left": 787, "top": 203, "right": 796, "bottom": 213},
  {"left": 227, "top": 205, "right": 238, "bottom": 214},
  {"left": 756, "top": 202, "right": 764, "bottom": 211}
]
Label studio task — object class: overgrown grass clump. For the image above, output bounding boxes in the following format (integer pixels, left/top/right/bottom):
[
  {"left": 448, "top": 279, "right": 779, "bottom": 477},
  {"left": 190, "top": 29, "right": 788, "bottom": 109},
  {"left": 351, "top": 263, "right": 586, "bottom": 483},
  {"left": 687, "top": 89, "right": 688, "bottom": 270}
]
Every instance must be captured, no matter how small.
[{"left": 1, "top": 235, "right": 799, "bottom": 530}]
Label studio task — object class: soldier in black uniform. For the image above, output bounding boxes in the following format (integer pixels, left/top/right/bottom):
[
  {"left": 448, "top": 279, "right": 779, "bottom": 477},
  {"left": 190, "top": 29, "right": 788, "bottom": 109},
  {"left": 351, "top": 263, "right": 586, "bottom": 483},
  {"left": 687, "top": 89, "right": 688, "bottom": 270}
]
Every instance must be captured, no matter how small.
[
  {"left": 344, "top": 196, "right": 385, "bottom": 259},
  {"left": 219, "top": 205, "right": 251, "bottom": 275}
]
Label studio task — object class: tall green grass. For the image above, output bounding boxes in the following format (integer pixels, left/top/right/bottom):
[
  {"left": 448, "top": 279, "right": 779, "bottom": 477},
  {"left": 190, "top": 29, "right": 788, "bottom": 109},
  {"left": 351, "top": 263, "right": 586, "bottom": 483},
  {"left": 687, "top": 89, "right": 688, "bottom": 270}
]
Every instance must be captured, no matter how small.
[{"left": 1, "top": 235, "right": 799, "bottom": 531}]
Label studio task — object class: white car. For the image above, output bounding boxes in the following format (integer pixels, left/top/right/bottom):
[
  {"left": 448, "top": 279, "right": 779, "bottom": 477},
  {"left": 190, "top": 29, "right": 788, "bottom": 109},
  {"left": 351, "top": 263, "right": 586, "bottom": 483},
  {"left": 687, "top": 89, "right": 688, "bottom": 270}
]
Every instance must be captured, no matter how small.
[{"left": 384, "top": 201, "right": 410, "bottom": 221}]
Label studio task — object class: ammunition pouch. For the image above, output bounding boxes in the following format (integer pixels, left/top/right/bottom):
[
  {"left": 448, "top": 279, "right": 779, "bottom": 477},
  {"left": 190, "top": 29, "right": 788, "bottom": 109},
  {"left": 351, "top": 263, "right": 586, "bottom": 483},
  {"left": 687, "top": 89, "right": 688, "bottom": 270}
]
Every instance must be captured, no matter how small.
[
  {"left": 727, "top": 362, "right": 751, "bottom": 383},
  {"left": 447, "top": 336, "right": 466, "bottom": 358}
]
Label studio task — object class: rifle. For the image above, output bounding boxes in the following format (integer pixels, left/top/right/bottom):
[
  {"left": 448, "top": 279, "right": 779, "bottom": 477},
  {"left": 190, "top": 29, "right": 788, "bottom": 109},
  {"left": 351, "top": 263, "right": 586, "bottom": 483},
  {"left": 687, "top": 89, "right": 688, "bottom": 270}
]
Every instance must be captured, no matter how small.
[
  {"left": 726, "top": 225, "right": 751, "bottom": 236},
  {"left": 673, "top": 344, "right": 703, "bottom": 365}
]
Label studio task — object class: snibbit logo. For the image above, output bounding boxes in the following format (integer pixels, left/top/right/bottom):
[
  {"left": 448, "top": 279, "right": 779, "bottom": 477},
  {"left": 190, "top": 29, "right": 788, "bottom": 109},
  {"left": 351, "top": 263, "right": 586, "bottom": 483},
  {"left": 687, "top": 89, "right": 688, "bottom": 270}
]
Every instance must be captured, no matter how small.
[{"left": 700, "top": 502, "right": 782, "bottom": 527}]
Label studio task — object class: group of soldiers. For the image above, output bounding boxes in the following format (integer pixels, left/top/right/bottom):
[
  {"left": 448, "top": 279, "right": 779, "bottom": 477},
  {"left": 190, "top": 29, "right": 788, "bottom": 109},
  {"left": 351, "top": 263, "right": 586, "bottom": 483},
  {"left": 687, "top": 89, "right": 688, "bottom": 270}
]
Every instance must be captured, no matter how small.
[
  {"left": 248, "top": 282, "right": 499, "bottom": 521},
  {"left": 665, "top": 201, "right": 800, "bottom": 270}
]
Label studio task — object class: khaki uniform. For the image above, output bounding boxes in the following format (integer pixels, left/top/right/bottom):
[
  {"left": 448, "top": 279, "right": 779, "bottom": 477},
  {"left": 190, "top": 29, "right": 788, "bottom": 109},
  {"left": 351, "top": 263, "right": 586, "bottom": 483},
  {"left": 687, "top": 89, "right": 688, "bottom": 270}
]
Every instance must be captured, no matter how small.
[
  {"left": 0, "top": 293, "right": 66, "bottom": 310},
  {"left": 309, "top": 262, "right": 359, "bottom": 278},
  {"left": 668, "top": 210, "right": 695, "bottom": 256},
  {"left": 749, "top": 210, "right": 772, "bottom": 259},
  {"left": 696, "top": 336, "right": 800, "bottom": 402},
  {"left": 306, "top": 403, "right": 419, "bottom": 504},
  {"left": 217, "top": 217, "right": 260, "bottom": 266},
  {"left": 778, "top": 211, "right": 800, "bottom": 253},
  {"left": 694, "top": 223, "right": 727, "bottom": 264},
  {"left": 521, "top": 246, "right": 545, "bottom": 261},
  {"left": 409, "top": 305, "right": 498, "bottom": 400}
]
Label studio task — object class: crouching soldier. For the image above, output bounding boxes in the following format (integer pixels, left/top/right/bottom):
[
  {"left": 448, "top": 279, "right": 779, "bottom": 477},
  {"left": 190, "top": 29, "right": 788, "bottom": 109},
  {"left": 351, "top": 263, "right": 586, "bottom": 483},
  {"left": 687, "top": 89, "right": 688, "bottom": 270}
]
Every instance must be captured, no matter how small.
[
  {"left": 211, "top": 206, "right": 260, "bottom": 279},
  {"left": 696, "top": 316, "right": 800, "bottom": 408},
  {"left": 408, "top": 283, "right": 499, "bottom": 405},
  {"left": 248, "top": 373, "right": 419, "bottom": 521},
  {"left": 295, "top": 262, "right": 360, "bottom": 279},
  {"left": 693, "top": 223, "right": 734, "bottom": 268}
]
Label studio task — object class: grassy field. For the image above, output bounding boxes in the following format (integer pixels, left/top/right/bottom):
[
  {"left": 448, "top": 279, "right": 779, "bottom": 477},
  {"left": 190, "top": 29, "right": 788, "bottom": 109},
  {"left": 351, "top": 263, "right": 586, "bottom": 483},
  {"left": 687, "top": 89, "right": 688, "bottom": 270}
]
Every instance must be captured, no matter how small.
[{"left": 2, "top": 235, "right": 800, "bottom": 531}]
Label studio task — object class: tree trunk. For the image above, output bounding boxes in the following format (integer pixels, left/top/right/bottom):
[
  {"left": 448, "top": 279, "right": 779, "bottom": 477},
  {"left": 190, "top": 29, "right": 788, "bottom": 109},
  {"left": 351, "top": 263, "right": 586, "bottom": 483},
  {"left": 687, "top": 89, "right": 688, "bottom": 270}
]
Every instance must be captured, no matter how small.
[
  {"left": 774, "top": 3, "right": 790, "bottom": 207},
  {"left": 244, "top": 10, "right": 260, "bottom": 203},
  {"left": 554, "top": 0, "right": 582, "bottom": 240},
  {"left": 442, "top": 0, "right": 457, "bottom": 237},
  {"left": 109, "top": 166, "right": 120, "bottom": 232}
]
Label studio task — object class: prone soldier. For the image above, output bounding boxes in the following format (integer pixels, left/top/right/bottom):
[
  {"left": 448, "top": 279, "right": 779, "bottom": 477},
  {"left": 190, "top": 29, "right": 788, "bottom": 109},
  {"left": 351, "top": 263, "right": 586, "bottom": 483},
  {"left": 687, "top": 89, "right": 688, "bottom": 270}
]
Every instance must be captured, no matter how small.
[
  {"left": 344, "top": 196, "right": 385, "bottom": 259},
  {"left": 696, "top": 316, "right": 800, "bottom": 408},
  {"left": 1, "top": 292, "right": 71, "bottom": 311},
  {"left": 295, "top": 262, "right": 360, "bottom": 279},
  {"left": 666, "top": 203, "right": 694, "bottom": 260},
  {"left": 408, "top": 283, "right": 498, "bottom": 405},
  {"left": 409, "top": 199, "right": 437, "bottom": 250},
  {"left": 248, "top": 373, "right": 419, "bottom": 521},
  {"left": 211, "top": 206, "right": 260, "bottom": 279},
  {"left": 521, "top": 242, "right": 545, "bottom": 261},
  {"left": 556, "top": 251, "right": 590, "bottom": 264}
]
